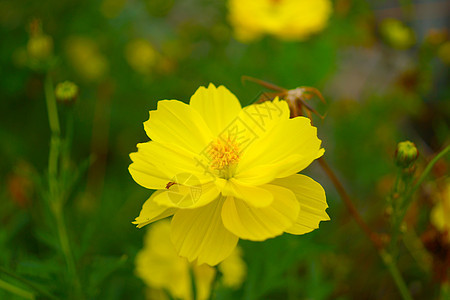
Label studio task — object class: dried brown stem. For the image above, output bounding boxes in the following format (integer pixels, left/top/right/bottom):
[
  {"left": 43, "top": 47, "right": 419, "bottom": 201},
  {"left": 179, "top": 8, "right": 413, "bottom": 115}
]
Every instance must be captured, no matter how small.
[{"left": 318, "top": 157, "right": 384, "bottom": 250}]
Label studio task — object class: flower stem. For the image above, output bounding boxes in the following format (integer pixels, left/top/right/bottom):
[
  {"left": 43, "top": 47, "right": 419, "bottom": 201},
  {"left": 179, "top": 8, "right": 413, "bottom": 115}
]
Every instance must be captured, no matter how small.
[
  {"left": 0, "top": 278, "right": 34, "bottom": 299},
  {"left": 208, "top": 267, "right": 219, "bottom": 300},
  {"left": 0, "top": 266, "right": 57, "bottom": 300},
  {"left": 189, "top": 266, "right": 197, "bottom": 300},
  {"left": 44, "top": 73, "right": 83, "bottom": 298},
  {"left": 317, "top": 157, "right": 383, "bottom": 250},
  {"left": 44, "top": 73, "right": 60, "bottom": 135},
  {"left": 52, "top": 203, "right": 82, "bottom": 297},
  {"left": 399, "top": 144, "right": 450, "bottom": 221},
  {"left": 379, "top": 250, "right": 413, "bottom": 300},
  {"left": 318, "top": 157, "right": 412, "bottom": 300}
]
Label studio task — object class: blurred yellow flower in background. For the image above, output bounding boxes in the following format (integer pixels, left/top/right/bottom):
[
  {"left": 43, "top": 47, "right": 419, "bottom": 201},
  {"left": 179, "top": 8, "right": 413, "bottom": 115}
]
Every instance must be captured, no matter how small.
[
  {"left": 228, "top": 0, "right": 332, "bottom": 42},
  {"left": 65, "top": 36, "right": 109, "bottom": 82},
  {"left": 129, "top": 84, "right": 329, "bottom": 266},
  {"left": 135, "top": 220, "right": 246, "bottom": 300},
  {"left": 218, "top": 246, "right": 246, "bottom": 288},
  {"left": 438, "top": 41, "right": 450, "bottom": 65},
  {"left": 379, "top": 18, "right": 416, "bottom": 50},
  {"left": 27, "top": 34, "right": 53, "bottom": 61},
  {"left": 431, "top": 181, "right": 450, "bottom": 241},
  {"left": 25, "top": 19, "right": 54, "bottom": 69},
  {"left": 125, "top": 39, "right": 159, "bottom": 75}
]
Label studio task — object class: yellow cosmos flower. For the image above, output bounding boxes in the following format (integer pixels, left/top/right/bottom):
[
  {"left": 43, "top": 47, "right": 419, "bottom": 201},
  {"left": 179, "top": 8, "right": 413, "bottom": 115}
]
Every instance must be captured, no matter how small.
[
  {"left": 130, "top": 84, "right": 330, "bottom": 265},
  {"left": 135, "top": 220, "right": 246, "bottom": 300},
  {"left": 228, "top": 0, "right": 332, "bottom": 42}
]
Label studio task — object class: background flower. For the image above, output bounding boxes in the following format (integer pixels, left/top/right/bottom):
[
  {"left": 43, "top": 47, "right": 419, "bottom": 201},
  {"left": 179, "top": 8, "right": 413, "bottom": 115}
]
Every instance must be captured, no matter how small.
[
  {"left": 135, "top": 220, "right": 246, "bottom": 300},
  {"left": 228, "top": 0, "right": 332, "bottom": 42}
]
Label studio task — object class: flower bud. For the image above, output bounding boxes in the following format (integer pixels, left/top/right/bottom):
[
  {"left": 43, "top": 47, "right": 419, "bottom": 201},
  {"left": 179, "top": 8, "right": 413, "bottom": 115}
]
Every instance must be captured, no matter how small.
[
  {"left": 55, "top": 81, "right": 79, "bottom": 103},
  {"left": 27, "top": 34, "right": 53, "bottom": 60},
  {"left": 395, "top": 141, "right": 418, "bottom": 168}
]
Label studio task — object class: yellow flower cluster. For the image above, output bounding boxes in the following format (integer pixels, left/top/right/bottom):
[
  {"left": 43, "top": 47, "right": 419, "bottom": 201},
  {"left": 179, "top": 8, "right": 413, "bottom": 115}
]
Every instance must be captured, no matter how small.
[
  {"left": 129, "top": 84, "right": 330, "bottom": 265},
  {"left": 228, "top": 0, "right": 333, "bottom": 42},
  {"left": 135, "top": 220, "right": 246, "bottom": 300}
]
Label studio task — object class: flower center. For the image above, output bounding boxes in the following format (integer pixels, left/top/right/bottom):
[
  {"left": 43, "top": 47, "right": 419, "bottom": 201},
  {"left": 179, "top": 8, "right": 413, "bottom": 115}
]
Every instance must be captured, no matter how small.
[{"left": 208, "top": 138, "right": 240, "bottom": 179}]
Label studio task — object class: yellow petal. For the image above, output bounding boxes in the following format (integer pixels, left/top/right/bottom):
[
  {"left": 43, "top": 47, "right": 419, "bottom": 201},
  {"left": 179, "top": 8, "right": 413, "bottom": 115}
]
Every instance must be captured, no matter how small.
[
  {"left": 171, "top": 199, "right": 238, "bottom": 266},
  {"left": 190, "top": 84, "right": 242, "bottom": 136},
  {"left": 233, "top": 154, "right": 303, "bottom": 186},
  {"left": 131, "top": 141, "right": 215, "bottom": 186},
  {"left": 221, "top": 178, "right": 273, "bottom": 207},
  {"left": 132, "top": 191, "right": 178, "bottom": 228},
  {"left": 221, "top": 185, "right": 299, "bottom": 241},
  {"left": 129, "top": 153, "right": 170, "bottom": 190},
  {"left": 236, "top": 116, "right": 323, "bottom": 185},
  {"left": 153, "top": 182, "right": 220, "bottom": 209},
  {"left": 144, "top": 100, "right": 213, "bottom": 153},
  {"left": 272, "top": 174, "right": 329, "bottom": 234},
  {"left": 229, "top": 98, "right": 289, "bottom": 153}
]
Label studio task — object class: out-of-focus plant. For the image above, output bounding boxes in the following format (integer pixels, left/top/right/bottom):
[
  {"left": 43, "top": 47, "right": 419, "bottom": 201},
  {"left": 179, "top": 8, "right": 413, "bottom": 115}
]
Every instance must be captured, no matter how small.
[
  {"left": 135, "top": 220, "right": 246, "bottom": 300},
  {"left": 430, "top": 181, "right": 450, "bottom": 241},
  {"left": 244, "top": 77, "right": 450, "bottom": 300},
  {"left": 228, "top": 0, "right": 332, "bottom": 42},
  {"left": 65, "top": 36, "right": 109, "bottom": 82},
  {"left": 379, "top": 18, "right": 416, "bottom": 50},
  {"left": 125, "top": 39, "right": 159, "bottom": 75},
  {"left": 25, "top": 19, "right": 55, "bottom": 72}
]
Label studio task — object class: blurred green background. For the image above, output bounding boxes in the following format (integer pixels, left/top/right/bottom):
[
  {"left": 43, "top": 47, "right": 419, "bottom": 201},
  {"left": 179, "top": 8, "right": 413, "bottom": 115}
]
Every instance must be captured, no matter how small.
[{"left": 1, "top": 0, "right": 449, "bottom": 299}]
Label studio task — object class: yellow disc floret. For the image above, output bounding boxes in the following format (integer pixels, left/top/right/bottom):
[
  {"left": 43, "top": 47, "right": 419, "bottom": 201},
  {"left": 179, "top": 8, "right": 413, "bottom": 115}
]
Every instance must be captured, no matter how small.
[{"left": 208, "top": 138, "right": 240, "bottom": 178}]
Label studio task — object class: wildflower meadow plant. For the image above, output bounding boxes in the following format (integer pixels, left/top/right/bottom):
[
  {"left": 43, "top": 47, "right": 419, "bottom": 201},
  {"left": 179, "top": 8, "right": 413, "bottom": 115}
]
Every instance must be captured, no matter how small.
[{"left": 129, "top": 83, "right": 330, "bottom": 265}]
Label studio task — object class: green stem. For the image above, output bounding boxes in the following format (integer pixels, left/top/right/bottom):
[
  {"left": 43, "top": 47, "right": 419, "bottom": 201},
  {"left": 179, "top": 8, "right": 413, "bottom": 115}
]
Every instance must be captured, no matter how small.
[
  {"left": 0, "top": 278, "right": 34, "bottom": 299},
  {"left": 380, "top": 250, "right": 413, "bottom": 300},
  {"left": 399, "top": 145, "right": 450, "bottom": 222},
  {"left": 402, "top": 229, "right": 432, "bottom": 273},
  {"left": 207, "top": 267, "right": 219, "bottom": 300},
  {"left": 52, "top": 204, "right": 82, "bottom": 297},
  {"left": 318, "top": 158, "right": 412, "bottom": 299},
  {"left": 44, "top": 73, "right": 60, "bottom": 135},
  {"left": 44, "top": 73, "right": 83, "bottom": 299},
  {"left": 0, "top": 266, "right": 57, "bottom": 300},
  {"left": 389, "top": 169, "right": 403, "bottom": 257},
  {"left": 189, "top": 266, "right": 197, "bottom": 300},
  {"left": 45, "top": 74, "right": 60, "bottom": 204}
]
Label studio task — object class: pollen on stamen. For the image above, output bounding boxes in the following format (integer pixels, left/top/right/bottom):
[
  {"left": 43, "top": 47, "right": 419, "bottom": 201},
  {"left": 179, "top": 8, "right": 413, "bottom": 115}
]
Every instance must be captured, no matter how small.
[{"left": 208, "top": 138, "right": 240, "bottom": 171}]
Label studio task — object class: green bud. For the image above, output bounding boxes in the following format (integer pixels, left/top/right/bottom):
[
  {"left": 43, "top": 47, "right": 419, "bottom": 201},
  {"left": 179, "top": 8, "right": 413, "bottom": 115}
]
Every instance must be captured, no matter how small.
[
  {"left": 395, "top": 141, "right": 418, "bottom": 168},
  {"left": 55, "top": 81, "right": 79, "bottom": 103}
]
